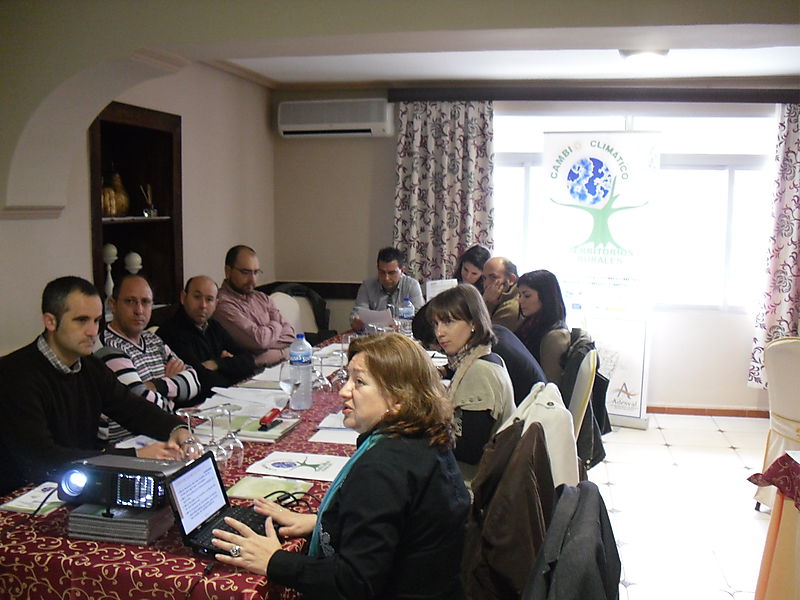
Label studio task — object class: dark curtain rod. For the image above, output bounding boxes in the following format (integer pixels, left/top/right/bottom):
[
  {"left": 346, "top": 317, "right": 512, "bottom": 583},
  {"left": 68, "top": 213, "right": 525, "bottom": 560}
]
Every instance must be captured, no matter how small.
[{"left": 388, "top": 87, "right": 800, "bottom": 104}]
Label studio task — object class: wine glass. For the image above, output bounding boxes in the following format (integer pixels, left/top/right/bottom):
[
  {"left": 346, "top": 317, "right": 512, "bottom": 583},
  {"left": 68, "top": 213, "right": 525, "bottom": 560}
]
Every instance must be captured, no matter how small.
[
  {"left": 312, "top": 354, "right": 332, "bottom": 392},
  {"left": 219, "top": 407, "right": 245, "bottom": 472},
  {"left": 175, "top": 407, "right": 205, "bottom": 461},
  {"left": 329, "top": 336, "right": 350, "bottom": 392},
  {"left": 199, "top": 406, "right": 230, "bottom": 470},
  {"left": 278, "top": 362, "right": 301, "bottom": 417}
]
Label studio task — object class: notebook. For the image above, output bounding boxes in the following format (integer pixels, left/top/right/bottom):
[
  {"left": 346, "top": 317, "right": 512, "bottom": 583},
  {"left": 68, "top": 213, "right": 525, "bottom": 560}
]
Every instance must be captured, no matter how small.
[{"left": 166, "top": 452, "right": 269, "bottom": 558}]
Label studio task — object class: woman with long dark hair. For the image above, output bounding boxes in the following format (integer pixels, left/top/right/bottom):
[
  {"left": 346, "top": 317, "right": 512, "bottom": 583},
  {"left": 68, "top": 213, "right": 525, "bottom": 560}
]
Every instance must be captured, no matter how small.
[
  {"left": 454, "top": 244, "right": 491, "bottom": 293},
  {"left": 515, "top": 270, "right": 571, "bottom": 386},
  {"left": 212, "top": 333, "right": 470, "bottom": 599}
]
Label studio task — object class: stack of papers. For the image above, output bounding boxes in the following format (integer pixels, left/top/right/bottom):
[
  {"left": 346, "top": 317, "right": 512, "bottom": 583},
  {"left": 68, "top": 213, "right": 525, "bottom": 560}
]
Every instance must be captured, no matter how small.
[{"left": 308, "top": 411, "right": 358, "bottom": 445}]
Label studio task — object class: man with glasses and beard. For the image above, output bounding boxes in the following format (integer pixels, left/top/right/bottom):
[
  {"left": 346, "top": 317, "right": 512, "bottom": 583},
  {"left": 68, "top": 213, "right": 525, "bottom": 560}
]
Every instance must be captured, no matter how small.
[{"left": 214, "top": 245, "right": 296, "bottom": 367}]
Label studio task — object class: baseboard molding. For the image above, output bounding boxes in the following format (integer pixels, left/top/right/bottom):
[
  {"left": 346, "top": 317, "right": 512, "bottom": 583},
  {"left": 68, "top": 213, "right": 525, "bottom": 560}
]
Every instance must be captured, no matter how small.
[{"left": 648, "top": 406, "right": 768, "bottom": 419}]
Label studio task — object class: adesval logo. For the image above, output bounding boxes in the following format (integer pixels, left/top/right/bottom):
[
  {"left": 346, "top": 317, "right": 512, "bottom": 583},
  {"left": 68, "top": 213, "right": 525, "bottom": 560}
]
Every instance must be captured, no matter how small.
[{"left": 550, "top": 144, "right": 648, "bottom": 251}]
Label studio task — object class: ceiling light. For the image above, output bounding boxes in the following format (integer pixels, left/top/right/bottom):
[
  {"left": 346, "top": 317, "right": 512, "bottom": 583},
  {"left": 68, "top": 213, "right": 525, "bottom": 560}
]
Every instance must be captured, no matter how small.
[{"left": 618, "top": 49, "right": 670, "bottom": 60}]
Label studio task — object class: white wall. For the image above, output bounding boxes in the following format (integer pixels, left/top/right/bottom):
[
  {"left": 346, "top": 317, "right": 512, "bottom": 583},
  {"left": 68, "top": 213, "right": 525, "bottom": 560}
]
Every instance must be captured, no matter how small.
[
  {"left": 0, "top": 63, "right": 274, "bottom": 354},
  {"left": 647, "top": 309, "right": 768, "bottom": 410},
  {"left": 118, "top": 64, "right": 276, "bottom": 283}
]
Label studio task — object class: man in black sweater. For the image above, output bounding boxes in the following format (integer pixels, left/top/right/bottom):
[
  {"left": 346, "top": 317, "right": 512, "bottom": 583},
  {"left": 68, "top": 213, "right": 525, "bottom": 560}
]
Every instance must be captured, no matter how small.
[
  {"left": 156, "top": 275, "right": 257, "bottom": 399},
  {"left": 0, "top": 276, "right": 189, "bottom": 495}
]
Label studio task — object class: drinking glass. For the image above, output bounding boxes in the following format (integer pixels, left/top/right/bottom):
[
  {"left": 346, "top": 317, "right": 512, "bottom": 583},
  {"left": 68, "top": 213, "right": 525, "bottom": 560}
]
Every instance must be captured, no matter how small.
[
  {"left": 278, "top": 362, "right": 301, "bottom": 418},
  {"left": 329, "top": 335, "right": 350, "bottom": 392},
  {"left": 199, "top": 406, "right": 230, "bottom": 470},
  {"left": 175, "top": 407, "right": 205, "bottom": 461},
  {"left": 219, "top": 407, "right": 245, "bottom": 471},
  {"left": 312, "top": 354, "right": 332, "bottom": 392}
]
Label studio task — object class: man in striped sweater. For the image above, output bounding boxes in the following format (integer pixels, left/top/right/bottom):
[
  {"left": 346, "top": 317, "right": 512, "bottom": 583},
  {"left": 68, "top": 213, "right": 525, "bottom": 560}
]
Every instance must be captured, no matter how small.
[{"left": 96, "top": 274, "right": 200, "bottom": 444}]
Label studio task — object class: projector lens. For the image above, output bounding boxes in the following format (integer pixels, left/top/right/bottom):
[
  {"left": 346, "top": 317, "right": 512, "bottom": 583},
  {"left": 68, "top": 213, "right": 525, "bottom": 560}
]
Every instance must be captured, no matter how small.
[{"left": 61, "top": 469, "right": 88, "bottom": 497}]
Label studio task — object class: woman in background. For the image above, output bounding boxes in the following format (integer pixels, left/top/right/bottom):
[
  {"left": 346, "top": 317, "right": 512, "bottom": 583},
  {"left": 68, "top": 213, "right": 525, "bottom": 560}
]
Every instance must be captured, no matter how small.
[
  {"left": 515, "top": 269, "right": 571, "bottom": 386},
  {"left": 427, "top": 284, "right": 515, "bottom": 480},
  {"left": 454, "top": 244, "right": 491, "bottom": 293},
  {"left": 212, "top": 333, "right": 469, "bottom": 600}
]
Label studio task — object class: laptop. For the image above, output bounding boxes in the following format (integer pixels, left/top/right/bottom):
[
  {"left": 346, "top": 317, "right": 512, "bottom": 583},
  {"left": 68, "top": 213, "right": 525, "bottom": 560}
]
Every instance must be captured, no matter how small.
[{"left": 166, "top": 452, "right": 268, "bottom": 557}]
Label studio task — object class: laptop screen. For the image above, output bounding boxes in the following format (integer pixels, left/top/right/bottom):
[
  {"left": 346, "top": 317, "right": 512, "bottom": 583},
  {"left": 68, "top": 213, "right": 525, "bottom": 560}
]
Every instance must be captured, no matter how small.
[{"left": 168, "top": 453, "right": 227, "bottom": 534}]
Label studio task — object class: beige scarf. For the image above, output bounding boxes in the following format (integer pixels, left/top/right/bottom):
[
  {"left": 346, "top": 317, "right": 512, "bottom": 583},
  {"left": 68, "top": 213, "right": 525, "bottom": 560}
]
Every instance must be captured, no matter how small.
[{"left": 447, "top": 343, "right": 492, "bottom": 401}]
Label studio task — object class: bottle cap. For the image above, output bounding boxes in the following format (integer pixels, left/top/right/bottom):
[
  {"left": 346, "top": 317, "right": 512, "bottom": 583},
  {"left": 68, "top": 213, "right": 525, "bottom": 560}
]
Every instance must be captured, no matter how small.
[
  {"left": 296, "top": 333, "right": 305, "bottom": 340},
  {"left": 403, "top": 297, "right": 411, "bottom": 301}
]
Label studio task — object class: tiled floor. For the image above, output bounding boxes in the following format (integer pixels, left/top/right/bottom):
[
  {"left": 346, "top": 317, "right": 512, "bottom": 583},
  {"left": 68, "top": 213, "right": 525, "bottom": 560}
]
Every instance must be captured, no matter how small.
[{"left": 587, "top": 413, "right": 772, "bottom": 600}]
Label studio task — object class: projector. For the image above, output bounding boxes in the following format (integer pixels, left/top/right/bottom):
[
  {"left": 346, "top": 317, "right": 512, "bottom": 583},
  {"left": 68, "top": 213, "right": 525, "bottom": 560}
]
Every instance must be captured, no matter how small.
[{"left": 58, "top": 455, "right": 185, "bottom": 509}]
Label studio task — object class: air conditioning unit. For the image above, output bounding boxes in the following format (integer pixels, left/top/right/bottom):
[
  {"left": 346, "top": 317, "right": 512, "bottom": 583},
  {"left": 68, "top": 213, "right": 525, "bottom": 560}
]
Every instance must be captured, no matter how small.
[{"left": 277, "top": 98, "right": 394, "bottom": 138}]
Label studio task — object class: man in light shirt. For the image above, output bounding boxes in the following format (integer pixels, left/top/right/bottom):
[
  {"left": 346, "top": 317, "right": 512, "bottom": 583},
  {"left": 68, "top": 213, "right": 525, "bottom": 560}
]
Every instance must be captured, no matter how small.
[
  {"left": 350, "top": 247, "right": 424, "bottom": 331},
  {"left": 213, "top": 245, "right": 296, "bottom": 366}
]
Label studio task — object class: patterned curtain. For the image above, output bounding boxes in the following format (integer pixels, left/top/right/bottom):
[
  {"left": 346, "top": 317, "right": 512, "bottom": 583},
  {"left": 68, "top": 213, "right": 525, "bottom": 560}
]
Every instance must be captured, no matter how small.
[
  {"left": 393, "top": 101, "right": 494, "bottom": 281},
  {"left": 749, "top": 104, "right": 800, "bottom": 386}
]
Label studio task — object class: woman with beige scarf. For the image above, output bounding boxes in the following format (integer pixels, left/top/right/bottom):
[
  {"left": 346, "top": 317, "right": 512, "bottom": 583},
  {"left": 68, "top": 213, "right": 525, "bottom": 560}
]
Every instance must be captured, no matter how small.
[{"left": 427, "top": 284, "right": 515, "bottom": 481}]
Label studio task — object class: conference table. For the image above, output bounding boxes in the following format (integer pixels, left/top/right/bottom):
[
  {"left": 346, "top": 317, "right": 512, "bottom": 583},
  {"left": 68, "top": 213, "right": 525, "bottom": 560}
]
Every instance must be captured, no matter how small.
[
  {"left": 749, "top": 452, "right": 800, "bottom": 600},
  {"left": 0, "top": 387, "right": 351, "bottom": 600}
]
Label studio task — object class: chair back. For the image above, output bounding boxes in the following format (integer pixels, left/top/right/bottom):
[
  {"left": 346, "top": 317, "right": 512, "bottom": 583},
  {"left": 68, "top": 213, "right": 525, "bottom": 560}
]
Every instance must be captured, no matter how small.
[
  {"left": 569, "top": 348, "right": 597, "bottom": 437},
  {"left": 754, "top": 337, "right": 800, "bottom": 508},
  {"left": 269, "top": 292, "right": 302, "bottom": 334},
  {"left": 295, "top": 296, "right": 319, "bottom": 334},
  {"left": 764, "top": 337, "right": 800, "bottom": 423}
]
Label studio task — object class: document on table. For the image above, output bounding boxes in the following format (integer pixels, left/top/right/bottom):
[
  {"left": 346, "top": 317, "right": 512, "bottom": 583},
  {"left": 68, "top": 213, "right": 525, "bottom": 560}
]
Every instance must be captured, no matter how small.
[
  {"left": 425, "top": 278, "right": 458, "bottom": 301},
  {"left": 788, "top": 450, "right": 800, "bottom": 464},
  {"left": 247, "top": 451, "right": 350, "bottom": 482},
  {"left": 227, "top": 476, "right": 313, "bottom": 499},
  {"left": 203, "top": 388, "right": 286, "bottom": 416},
  {"left": 309, "top": 411, "right": 358, "bottom": 445},
  {"left": 115, "top": 435, "right": 158, "bottom": 449},
  {"left": 250, "top": 363, "right": 282, "bottom": 382},
  {"left": 428, "top": 350, "right": 448, "bottom": 367},
  {"left": 1, "top": 482, "right": 64, "bottom": 515},
  {"left": 356, "top": 308, "right": 394, "bottom": 328}
]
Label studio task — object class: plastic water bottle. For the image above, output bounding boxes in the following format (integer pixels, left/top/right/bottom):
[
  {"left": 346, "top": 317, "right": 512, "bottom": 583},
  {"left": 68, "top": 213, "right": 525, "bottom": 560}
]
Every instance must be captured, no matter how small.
[
  {"left": 288, "top": 333, "right": 313, "bottom": 410},
  {"left": 397, "top": 297, "right": 415, "bottom": 337}
]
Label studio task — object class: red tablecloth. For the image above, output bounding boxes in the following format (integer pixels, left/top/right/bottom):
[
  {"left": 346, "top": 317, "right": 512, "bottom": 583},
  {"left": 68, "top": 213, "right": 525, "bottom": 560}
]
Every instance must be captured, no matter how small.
[{"left": 0, "top": 390, "right": 350, "bottom": 600}]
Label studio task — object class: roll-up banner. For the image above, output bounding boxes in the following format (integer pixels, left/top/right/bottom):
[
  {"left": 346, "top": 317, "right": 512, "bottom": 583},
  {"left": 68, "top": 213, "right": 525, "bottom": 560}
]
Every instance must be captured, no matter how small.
[{"left": 542, "top": 132, "right": 659, "bottom": 429}]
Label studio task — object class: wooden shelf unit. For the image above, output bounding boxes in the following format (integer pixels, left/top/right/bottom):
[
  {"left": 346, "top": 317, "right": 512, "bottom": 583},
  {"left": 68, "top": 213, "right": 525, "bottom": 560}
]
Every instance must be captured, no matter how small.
[{"left": 89, "top": 102, "right": 183, "bottom": 306}]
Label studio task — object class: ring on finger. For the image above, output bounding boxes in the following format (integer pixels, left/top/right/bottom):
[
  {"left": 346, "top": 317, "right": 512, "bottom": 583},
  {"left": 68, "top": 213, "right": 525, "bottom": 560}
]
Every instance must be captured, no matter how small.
[{"left": 230, "top": 544, "right": 241, "bottom": 558}]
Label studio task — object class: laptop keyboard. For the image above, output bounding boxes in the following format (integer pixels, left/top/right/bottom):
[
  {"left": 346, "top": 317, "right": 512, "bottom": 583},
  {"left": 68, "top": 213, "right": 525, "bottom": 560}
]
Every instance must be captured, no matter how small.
[{"left": 194, "top": 505, "right": 266, "bottom": 551}]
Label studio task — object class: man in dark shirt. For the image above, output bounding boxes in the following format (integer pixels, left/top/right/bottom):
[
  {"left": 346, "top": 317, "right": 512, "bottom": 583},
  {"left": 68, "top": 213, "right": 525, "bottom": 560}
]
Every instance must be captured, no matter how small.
[
  {"left": 0, "top": 276, "right": 189, "bottom": 495},
  {"left": 157, "top": 275, "right": 257, "bottom": 399}
]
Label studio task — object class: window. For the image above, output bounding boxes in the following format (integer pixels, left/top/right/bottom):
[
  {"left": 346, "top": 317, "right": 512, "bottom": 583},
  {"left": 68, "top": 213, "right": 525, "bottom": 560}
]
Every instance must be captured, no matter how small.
[{"left": 493, "top": 105, "right": 778, "bottom": 311}]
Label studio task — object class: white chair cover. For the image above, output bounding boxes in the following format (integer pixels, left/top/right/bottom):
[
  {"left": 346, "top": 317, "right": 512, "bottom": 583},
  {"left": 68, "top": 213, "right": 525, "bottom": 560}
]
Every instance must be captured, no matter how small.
[
  {"left": 755, "top": 337, "right": 800, "bottom": 508},
  {"left": 268, "top": 292, "right": 302, "bottom": 335},
  {"left": 569, "top": 348, "right": 598, "bottom": 437}
]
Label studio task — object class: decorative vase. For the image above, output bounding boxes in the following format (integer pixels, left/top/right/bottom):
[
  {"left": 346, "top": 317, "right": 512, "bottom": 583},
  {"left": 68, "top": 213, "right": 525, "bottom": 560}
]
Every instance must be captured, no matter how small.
[
  {"left": 111, "top": 173, "right": 129, "bottom": 216},
  {"left": 101, "top": 186, "right": 116, "bottom": 216}
]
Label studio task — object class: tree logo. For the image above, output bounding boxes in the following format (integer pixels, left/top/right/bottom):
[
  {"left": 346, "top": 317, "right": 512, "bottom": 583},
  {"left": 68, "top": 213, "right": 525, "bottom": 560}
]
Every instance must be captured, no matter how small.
[{"left": 550, "top": 145, "right": 648, "bottom": 251}]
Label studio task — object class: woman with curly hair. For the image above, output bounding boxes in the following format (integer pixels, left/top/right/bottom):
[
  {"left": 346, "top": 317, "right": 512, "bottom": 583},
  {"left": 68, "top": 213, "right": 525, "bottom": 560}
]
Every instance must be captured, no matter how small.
[{"left": 212, "top": 332, "right": 469, "bottom": 600}]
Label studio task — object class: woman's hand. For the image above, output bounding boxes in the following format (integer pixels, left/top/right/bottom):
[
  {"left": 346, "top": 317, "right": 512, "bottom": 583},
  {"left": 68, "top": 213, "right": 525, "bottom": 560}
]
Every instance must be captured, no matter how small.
[
  {"left": 254, "top": 498, "right": 317, "bottom": 538},
  {"left": 212, "top": 516, "right": 282, "bottom": 576}
]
